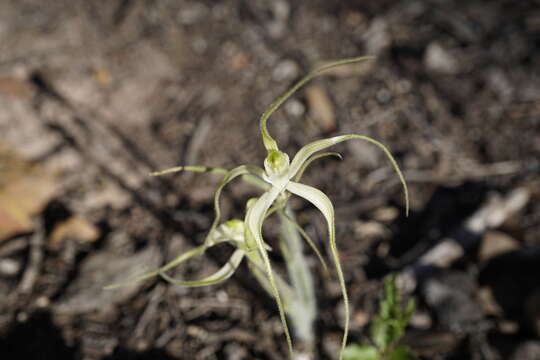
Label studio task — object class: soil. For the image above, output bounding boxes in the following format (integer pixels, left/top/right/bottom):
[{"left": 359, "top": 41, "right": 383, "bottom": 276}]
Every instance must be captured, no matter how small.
[{"left": 0, "top": 1, "right": 539, "bottom": 359}]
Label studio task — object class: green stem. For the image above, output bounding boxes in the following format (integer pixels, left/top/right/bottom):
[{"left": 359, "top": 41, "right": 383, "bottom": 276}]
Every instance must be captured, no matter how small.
[{"left": 278, "top": 205, "right": 317, "bottom": 349}]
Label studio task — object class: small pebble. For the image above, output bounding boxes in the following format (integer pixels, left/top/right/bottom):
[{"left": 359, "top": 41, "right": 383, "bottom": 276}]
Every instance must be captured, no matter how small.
[
  {"left": 0, "top": 258, "right": 21, "bottom": 277},
  {"left": 285, "top": 99, "right": 305, "bottom": 117},
  {"left": 424, "top": 42, "right": 460, "bottom": 74},
  {"left": 410, "top": 310, "right": 432, "bottom": 330},
  {"left": 273, "top": 60, "right": 299, "bottom": 81}
]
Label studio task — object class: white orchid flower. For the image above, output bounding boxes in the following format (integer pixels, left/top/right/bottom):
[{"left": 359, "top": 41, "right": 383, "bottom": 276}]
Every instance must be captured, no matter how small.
[
  {"left": 107, "top": 56, "right": 409, "bottom": 360},
  {"left": 240, "top": 57, "right": 408, "bottom": 359}
]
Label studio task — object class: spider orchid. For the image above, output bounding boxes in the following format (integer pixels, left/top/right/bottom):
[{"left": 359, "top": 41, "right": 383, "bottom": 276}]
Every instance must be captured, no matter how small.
[{"left": 107, "top": 56, "right": 408, "bottom": 360}]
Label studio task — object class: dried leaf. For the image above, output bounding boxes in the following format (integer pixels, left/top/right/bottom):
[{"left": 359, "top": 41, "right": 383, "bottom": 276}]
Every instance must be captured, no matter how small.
[
  {"left": 94, "top": 68, "right": 112, "bottom": 87},
  {"left": 0, "top": 147, "right": 56, "bottom": 241},
  {"left": 48, "top": 216, "right": 100, "bottom": 247},
  {"left": 0, "top": 77, "right": 34, "bottom": 99}
]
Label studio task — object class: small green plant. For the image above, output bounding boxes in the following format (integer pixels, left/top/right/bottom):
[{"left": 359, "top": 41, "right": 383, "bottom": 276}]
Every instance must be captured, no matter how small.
[
  {"left": 106, "top": 56, "right": 408, "bottom": 359},
  {"left": 343, "top": 275, "right": 416, "bottom": 360}
]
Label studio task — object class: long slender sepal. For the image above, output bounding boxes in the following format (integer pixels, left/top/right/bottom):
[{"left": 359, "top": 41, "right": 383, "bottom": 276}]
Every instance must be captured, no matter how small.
[
  {"left": 260, "top": 56, "right": 374, "bottom": 152},
  {"left": 149, "top": 165, "right": 228, "bottom": 176},
  {"left": 288, "top": 135, "right": 409, "bottom": 216},
  {"left": 159, "top": 249, "right": 245, "bottom": 287},
  {"left": 207, "top": 165, "right": 266, "bottom": 242},
  {"left": 285, "top": 181, "right": 349, "bottom": 360},
  {"left": 149, "top": 164, "right": 269, "bottom": 191},
  {"left": 105, "top": 221, "right": 247, "bottom": 290},
  {"left": 294, "top": 152, "right": 342, "bottom": 182},
  {"left": 245, "top": 184, "right": 295, "bottom": 358},
  {"left": 104, "top": 245, "right": 207, "bottom": 289}
]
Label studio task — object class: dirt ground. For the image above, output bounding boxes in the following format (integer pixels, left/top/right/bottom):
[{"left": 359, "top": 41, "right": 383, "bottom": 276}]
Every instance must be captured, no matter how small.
[{"left": 0, "top": 1, "right": 539, "bottom": 359}]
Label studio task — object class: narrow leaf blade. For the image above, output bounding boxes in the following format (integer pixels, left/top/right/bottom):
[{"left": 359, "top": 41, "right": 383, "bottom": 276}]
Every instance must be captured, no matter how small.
[
  {"left": 343, "top": 344, "right": 379, "bottom": 360},
  {"left": 389, "top": 346, "right": 418, "bottom": 360}
]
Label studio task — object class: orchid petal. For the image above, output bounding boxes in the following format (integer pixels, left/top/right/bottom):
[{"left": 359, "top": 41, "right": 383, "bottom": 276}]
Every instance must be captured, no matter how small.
[
  {"left": 289, "top": 135, "right": 409, "bottom": 216},
  {"left": 264, "top": 151, "right": 342, "bottom": 219},
  {"left": 264, "top": 196, "right": 288, "bottom": 219},
  {"left": 159, "top": 249, "right": 245, "bottom": 287},
  {"left": 242, "top": 174, "right": 271, "bottom": 190},
  {"left": 104, "top": 244, "right": 207, "bottom": 290},
  {"left": 206, "top": 165, "right": 266, "bottom": 243},
  {"left": 149, "top": 165, "right": 229, "bottom": 176},
  {"left": 245, "top": 184, "right": 294, "bottom": 357},
  {"left": 285, "top": 181, "right": 349, "bottom": 359},
  {"left": 149, "top": 165, "right": 269, "bottom": 191},
  {"left": 105, "top": 222, "right": 245, "bottom": 290},
  {"left": 260, "top": 56, "right": 374, "bottom": 151},
  {"left": 294, "top": 152, "right": 342, "bottom": 182}
]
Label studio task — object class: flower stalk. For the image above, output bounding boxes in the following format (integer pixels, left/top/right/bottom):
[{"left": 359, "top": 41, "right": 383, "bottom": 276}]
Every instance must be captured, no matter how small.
[{"left": 278, "top": 205, "right": 317, "bottom": 348}]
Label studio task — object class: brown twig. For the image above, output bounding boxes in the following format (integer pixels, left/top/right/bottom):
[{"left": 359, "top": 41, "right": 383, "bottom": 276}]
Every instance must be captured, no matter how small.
[{"left": 18, "top": 218, "right": 45, "bottom": 294}]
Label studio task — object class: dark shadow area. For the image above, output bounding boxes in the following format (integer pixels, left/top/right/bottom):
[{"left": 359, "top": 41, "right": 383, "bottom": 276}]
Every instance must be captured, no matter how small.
[
  {"left": 42, "top": 200, "right": 73, "bottom": 235},
  {"left": 0, "top": 311, "right": 78, "bottom": 360},
  {"left": 479, "top": 247, "right": 540, "bottom": 326},
  {"left": 103, "top": 347, "right": 176, "bottom": 360},
  {"left": 365, "top": 182, "right": 488, "bottom": 279},
  {"left": 391, "top": 181, "right": 488, "bottom": 257}
]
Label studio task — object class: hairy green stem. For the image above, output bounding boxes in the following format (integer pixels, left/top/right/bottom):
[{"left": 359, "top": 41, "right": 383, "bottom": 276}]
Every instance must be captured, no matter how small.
[{"left": 278, "top": 205, "right": 317, "bottom": 350}]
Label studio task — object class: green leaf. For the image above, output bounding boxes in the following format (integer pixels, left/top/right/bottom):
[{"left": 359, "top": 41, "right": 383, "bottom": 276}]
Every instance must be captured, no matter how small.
[
  {"left": 285, "top": 181, "right": 349, "bottom": 359},
  {"left": 371, "top": 274, "right": 415, "bottom": 353},
  {"left": 159, "top": 249, "right": 245, "bottom": 286},
  {"left": 260, "top": 56, "right": 374, "bottom": 152},
  {"left": 372, "top": 317, "right": 393, "bottom": 353},
  {"left": 342, "top": 344, "right": 379, "bottom": 360},
  {"left": 389, "top": 346, "right": 417, "bottom": 360},
  {"left": 288, "top": 135, "right": 409, "bottom": 216}
]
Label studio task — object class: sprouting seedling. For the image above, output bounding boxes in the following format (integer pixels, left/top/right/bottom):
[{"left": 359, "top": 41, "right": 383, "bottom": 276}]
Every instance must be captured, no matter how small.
[
  {"left": 106, "top": 56, "right": 409, "bottom": 360},
  {"left": 343, "top": 274, "right": 417, "bottom": 360}
]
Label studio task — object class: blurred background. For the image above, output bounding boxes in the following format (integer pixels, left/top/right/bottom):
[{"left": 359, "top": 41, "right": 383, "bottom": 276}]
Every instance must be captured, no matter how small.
[{"left": 0, "top": 1, "right": 539, "bottom": 359}]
